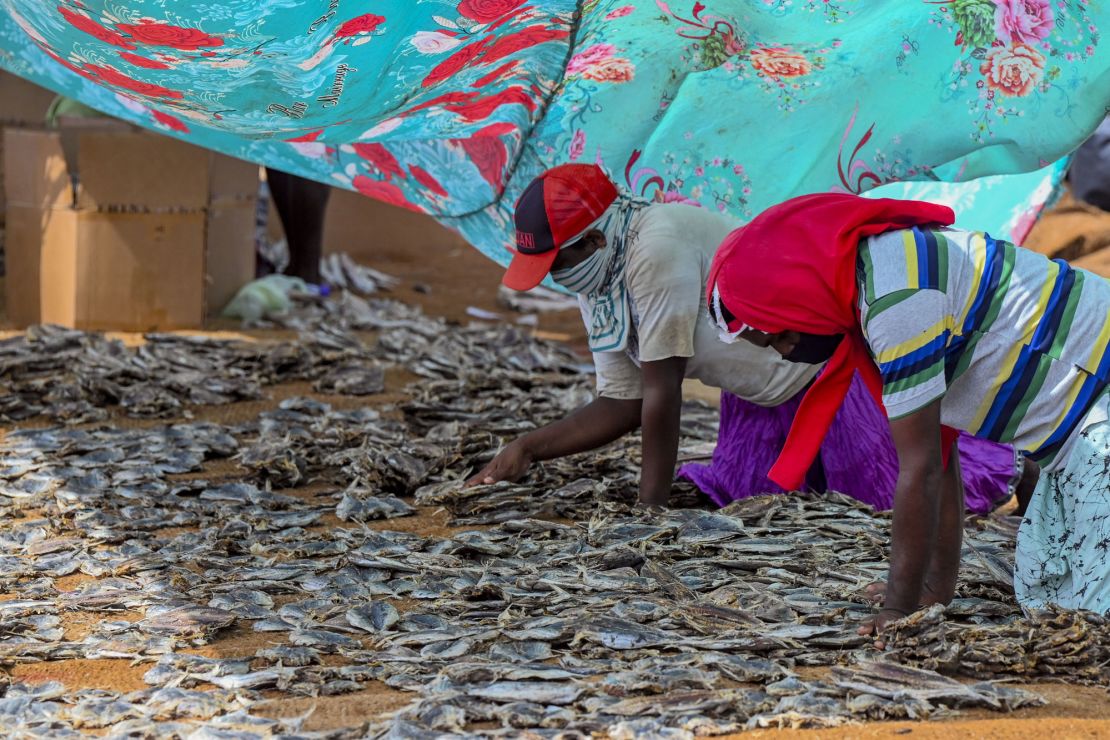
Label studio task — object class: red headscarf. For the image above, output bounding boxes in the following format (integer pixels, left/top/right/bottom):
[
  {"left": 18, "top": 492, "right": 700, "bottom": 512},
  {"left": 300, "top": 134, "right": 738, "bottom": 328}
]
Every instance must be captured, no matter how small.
[{"left": 707, "top": 193, "right": 956, "bottom": 490}]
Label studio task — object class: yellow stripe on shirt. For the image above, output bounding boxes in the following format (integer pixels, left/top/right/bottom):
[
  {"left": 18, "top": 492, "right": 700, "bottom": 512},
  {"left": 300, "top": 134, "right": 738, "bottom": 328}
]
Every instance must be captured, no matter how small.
[
  {"left": 969, "top": 260, "right": 1061, "bottom": 431},
  {"left": 903, "top": 230, "right": 919, "bottom": 288},
  {"left": 873, "top": 315, "right": 950, "bottom": 365}
]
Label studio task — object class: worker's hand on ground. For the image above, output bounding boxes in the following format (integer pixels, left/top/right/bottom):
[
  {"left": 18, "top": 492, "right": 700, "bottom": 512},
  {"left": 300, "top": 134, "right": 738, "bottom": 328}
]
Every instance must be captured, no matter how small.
[
  {"left": 857, "top": 608, "right": 907, "bottom": 650},
  {"left": 465, "top": 440, "right": 532, "bottom": 487}
]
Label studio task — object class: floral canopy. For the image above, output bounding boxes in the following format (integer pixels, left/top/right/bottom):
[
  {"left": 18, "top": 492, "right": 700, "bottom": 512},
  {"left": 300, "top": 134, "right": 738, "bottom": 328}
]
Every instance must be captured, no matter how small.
[{"left": 1, "top": 0, "right": 1105, "bottom": 264}]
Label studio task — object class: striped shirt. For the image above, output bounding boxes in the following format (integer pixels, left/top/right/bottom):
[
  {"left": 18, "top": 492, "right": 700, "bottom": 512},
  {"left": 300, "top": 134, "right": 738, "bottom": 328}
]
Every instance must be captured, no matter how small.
[{"left": 857, "top": 226, "right": 1110, "bottom": 470}]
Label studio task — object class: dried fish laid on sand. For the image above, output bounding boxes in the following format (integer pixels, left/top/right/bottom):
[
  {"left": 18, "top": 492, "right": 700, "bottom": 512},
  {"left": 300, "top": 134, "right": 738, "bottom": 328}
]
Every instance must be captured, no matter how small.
[
  {"left": 0, "top": 324, "right": 389, "bottom": 422},
  {"left": 0, "top": 285, "right": 1104, "bottom": 737}
]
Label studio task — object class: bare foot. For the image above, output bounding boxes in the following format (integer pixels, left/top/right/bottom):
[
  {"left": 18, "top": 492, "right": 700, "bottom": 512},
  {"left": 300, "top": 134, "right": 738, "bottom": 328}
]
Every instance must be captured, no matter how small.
[{"left": 858, "top": 581, "right": 950, "bottom": 608}]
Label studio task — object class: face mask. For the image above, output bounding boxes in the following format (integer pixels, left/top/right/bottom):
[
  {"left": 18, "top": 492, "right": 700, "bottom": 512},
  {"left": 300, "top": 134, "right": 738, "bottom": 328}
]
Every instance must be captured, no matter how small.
[
  {"left": 551, "top": 246, "right": 608, "bottom": 295},
  {"left": 783, "top": 332, "right": 844, "bottom": 365},
  {"left": 717, "top": 327, "right": 742, "bottom": 344},
  {"left": 709, "top": 284, "right": 748, "bottom": 344}
]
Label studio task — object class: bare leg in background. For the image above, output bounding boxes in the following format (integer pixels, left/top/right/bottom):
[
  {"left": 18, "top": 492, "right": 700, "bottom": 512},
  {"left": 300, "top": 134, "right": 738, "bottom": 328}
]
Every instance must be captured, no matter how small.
[{"left": 265, "top": 167, "right": 331, "bottom": 284}]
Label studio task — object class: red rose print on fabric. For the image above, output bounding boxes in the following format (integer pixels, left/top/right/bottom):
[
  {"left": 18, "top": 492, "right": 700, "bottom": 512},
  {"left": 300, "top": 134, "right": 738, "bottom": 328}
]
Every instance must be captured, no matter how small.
[
  {"left": 334, "top": 14, "right": 385, "bottom": 42},
  {"left": 480, "top": 26, "right": 570, "bottom": 65},
  {"left": 118, "top": 51, "right": 170, "bottom": 69},
  {"left": 153, "top": 110, "right": 189, "bottom": 133},
  {"left": 35, "top": 42, "right": 99, "bottom": 83},
  {"left": 472, "top": 60, "right": 520, "bottom": 88},
  {"left": 457, "top": 0, "right": 527, "bottom": 24},
  {"left": 472, "top": 121, "right": 518, "bottom": 137},
  {"left": 458, "top": 135, "right": 508, "bottom": 189},
  {"left": 83, "top": 64, "right": 184, "bottom": 99},
  {"left": 285, "top": 130, "right": 323, "bottom": 143},
  {"left": 59, "top": 6, "right": 136, "bottom": 49},
  {"left": 352, "top": 143, "right": 406, "bottom": 180},
  {"left": 422, "top": 37, "right": 492, "bottom": 88},
  {"left": 445, "top": 86, "right": 536, "bottom": 122},
  {"left": 409, "top": 165, "right": 449, "bottom": 197},
  {"left": 405, "top": 91, "right": 479, "bottom": 115},
  {"left": 116, "top": 21, "right": 224, "bottom": 51},
  {"left": 352, "top": 175, "right": 421, "bottom": 212}
]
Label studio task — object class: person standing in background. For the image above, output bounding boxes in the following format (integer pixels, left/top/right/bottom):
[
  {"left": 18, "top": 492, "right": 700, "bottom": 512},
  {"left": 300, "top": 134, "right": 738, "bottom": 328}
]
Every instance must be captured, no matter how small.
[{"left": 261, "top": 168, "right": 331, "bottom": 284}]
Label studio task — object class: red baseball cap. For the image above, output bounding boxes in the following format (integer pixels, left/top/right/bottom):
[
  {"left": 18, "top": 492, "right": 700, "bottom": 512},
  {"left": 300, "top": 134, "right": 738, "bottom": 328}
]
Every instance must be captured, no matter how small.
[{"left": 502, "top": 163, "right": 617, "bottom": 291}]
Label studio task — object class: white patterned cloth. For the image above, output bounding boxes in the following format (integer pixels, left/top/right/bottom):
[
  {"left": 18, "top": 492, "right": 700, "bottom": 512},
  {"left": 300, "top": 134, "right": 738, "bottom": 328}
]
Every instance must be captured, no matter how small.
[{"left": 1015, "top": 390, "right": 1110, "bottom": 613}]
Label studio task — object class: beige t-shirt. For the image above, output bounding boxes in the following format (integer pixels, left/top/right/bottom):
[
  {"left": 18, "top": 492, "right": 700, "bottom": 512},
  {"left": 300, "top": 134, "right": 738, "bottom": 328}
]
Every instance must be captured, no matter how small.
[{"left": 590, "top": 203, "right": 821, "bottom": 406}]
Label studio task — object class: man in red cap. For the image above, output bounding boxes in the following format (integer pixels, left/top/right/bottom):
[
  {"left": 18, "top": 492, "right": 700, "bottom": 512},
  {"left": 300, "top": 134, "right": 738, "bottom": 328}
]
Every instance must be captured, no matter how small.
[
  {"left": 474, "top": 163, "right": 823, "bottom": 505},
  {"left": 501, "top": 163, "right": 619, "bottom": 294},
  {"left": 468, "top": 165, "right": 1029, "bottom": 515}
]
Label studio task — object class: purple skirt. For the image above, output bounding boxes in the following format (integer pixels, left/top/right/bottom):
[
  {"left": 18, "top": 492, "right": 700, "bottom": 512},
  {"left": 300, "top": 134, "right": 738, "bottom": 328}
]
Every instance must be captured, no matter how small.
[{"left": 679, "top": 374, "right": 1020, "bottom": 514}]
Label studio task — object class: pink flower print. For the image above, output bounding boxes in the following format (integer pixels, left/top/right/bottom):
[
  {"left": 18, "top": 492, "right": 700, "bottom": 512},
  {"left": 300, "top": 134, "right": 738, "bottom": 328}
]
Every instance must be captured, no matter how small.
[
  {"left": 566, "top": 43, "right": 615, "bottom": 75},
  {"left": 569, "top": 129, "right": 586, "bottom": 160},
  {"left": 694, "top": 166, "right": 705, "bottom": 176},
  {"left": 724, "top": 33, "right": 746, "bottom": 56},
  {"left": 604, "top": 5, "right": 634, "bottom": 20},
  {"left": 733, "top": 164, "right": 745, "bottom": 175},
  {"left": 717, "top": 202, "right": 727, "bottom": 212},
  {"left": 712, "top": 158, "right": 722, "bottom": 166},
  {"left": 993, "top": 0, "right": 1055, "bottom": 46}
]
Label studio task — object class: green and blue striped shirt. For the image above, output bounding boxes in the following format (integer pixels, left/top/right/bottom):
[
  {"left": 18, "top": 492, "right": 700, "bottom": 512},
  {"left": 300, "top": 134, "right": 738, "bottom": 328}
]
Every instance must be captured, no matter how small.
[{"left": 857, "top": 226, "right": 1110, "bottom": 469}]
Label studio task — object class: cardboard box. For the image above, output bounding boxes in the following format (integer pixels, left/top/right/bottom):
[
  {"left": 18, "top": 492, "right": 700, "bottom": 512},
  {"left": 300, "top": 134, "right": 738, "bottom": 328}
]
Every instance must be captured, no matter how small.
[
  {"left": 6, "top": 206, "right": 205, "bottom": 330},
  {"left": 0, "top": 71, "right": 58, "bottom": 225},
  {"left": 321, "top": 187, "right": 469, "bottom": 260},
  {"left": 205, "top": 202, "right": 258, "bottom": 313},
  {"left": 3, "top": 127, "right": 258, "bottom": 329}
]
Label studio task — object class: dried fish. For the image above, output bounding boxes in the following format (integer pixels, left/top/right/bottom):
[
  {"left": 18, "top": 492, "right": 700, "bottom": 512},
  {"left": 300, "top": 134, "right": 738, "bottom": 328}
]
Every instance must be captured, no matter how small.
[
  {"left": 346, "top": 601, "right": 400, "bottom": 633},
  {"left": 0, "top": 277, "right": 1095, "bottom": 738},
  {"left": 336, "top": 490, "right": 414, "bottom": 522}
]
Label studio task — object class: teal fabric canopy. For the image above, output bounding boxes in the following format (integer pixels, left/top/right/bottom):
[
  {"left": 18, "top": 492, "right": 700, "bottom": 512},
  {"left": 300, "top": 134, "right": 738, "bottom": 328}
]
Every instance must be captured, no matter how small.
[{"left": 1, "top": 1, "right": 1106, "bottom": 260}]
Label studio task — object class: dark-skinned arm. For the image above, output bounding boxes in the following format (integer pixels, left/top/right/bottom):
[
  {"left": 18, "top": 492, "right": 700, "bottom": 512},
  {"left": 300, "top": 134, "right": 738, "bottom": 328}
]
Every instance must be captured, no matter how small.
[
  {"left": 466, "top": 396, "right": 642, "bottom": 486},
  {"left": 859, "top": 398, "right": 945, "bottom": 642},
  {"left": 860, "top": 432, "right": 964, "bottom": 610},
  {"left": 638, "top": 356, "right": 687, "bottom": 506},
  {"left": 923, "top": 433, "right": 964, "bottom": 604}
]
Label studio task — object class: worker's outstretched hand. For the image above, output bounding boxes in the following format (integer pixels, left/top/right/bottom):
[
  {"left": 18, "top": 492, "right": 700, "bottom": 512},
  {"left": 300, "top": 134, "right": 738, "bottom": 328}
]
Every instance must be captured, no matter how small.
[{"left": 465, "top": 440, "right": 532, "bottom": 487}]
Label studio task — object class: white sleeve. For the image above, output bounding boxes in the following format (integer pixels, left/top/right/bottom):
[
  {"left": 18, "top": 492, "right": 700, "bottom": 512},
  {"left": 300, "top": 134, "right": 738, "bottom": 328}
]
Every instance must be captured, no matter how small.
[
  {"left": 593, "top": 350, "right": 643, "bottom": 400},
  {"left": 624, "top": 234, "right": 702, "bottom": 363}
]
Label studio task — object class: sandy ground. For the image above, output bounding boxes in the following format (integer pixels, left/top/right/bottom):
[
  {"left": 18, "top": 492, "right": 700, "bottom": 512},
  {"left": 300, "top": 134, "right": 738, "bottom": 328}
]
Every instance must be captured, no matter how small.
[{"left": 3, "top": 194, "right": 1110, "bottom": 737}]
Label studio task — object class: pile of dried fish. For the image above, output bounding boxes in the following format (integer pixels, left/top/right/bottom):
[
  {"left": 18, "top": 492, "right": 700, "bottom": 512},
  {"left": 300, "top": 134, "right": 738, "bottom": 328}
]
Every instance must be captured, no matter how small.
[
  {"left": 0, "top": 284, "right": 1103, "bottom": 737},
  {"left": 0, "top": 324, "right": 385, "bottom": 423},
  {"left": 0, "top": 290, "right": 584, "bottom": 424},
  {"left": 887, "top": 602, "right": 1110, "bottom": 682}
]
